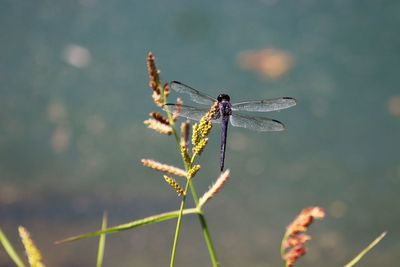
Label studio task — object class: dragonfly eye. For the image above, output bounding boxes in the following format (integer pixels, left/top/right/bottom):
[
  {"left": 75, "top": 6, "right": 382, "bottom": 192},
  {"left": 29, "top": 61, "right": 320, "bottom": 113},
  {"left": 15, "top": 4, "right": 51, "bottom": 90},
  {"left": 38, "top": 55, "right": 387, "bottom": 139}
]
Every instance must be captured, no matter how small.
[{"left": 217, "top": 94, "right": 230, "bottom": 102}]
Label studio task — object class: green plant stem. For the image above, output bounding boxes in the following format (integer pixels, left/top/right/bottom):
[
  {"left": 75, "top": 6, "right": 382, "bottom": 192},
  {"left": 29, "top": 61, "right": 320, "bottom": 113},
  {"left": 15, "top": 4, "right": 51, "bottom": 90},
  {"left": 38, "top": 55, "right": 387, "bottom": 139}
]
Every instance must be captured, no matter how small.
[
  {"left": 162, "top": 97, "right": 192, "bottom": 267},
  {"left": 197, "top": 211, "right": 219, "bottom": 266},
  {"left": 169, "top": 180, "right": 191, "bottom": 267},
  {"left": 190, "top": 180, "right": 219, "bottom": 267},
  {"left": 159, "top": 85, "right": 179, "bottom": 144},
  {"left": 161, "top": 84, "right": 219, "bottom": 267},
  {"left": 189, "top": 180, "right": 200, "bottom": 206},
  {"left": 163, "top": 102, "right": 219, "bottom": 267}
]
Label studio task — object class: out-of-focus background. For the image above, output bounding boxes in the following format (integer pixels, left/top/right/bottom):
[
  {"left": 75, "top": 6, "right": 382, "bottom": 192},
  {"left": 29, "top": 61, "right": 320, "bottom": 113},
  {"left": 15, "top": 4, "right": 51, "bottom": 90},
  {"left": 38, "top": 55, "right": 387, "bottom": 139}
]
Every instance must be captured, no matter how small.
[{"left": 1, "top": 1, "right": 399, "bottom": 266}]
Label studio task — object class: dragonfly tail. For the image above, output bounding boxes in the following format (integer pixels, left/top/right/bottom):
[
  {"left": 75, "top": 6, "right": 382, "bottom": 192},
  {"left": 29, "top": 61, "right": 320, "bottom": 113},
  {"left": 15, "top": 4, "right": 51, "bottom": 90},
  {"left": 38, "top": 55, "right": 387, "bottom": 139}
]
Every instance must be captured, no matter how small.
[{"left": 220, "top": 117, "right": 229, "bottom": 172}]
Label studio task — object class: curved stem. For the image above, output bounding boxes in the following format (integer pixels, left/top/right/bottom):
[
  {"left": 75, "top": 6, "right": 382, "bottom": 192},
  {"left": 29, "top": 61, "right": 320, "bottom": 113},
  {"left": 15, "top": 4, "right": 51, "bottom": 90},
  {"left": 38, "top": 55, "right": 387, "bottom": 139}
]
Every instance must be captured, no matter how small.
[{"left": 197, "top": 210, "right": 219, "bottom": 266}]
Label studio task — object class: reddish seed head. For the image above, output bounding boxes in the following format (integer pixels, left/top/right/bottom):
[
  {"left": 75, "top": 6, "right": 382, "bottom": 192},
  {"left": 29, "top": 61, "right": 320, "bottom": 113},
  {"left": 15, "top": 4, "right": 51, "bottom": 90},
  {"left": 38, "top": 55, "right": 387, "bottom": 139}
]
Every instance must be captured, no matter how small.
[
  {"left": 286, "top": 207, "right": 325, "bottom": 236},
  {"left": 282, "top": 207, "right": 325, "bottom": 267},
  {"left": 284, "top": 245, "right": 307, "bottom": 267}
]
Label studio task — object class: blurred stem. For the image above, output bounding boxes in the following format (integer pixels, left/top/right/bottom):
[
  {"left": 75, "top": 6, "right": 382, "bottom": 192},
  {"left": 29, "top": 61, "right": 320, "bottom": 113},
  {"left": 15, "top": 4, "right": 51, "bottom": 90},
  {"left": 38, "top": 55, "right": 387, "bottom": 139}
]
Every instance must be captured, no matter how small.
[
  {"left": 280, "top": 232, "right": 289, "bottom": 267},
  {"left": 96, "top": 212, "right": 108, "bottom": 267},
  {"left": 343, "top": 232, "right": 387, "bottom": 267},
  {"left": 0, "top": 228, "right": 26, "bottom": 267},
  {"left": 159, "top": 84, "right": 179, "bottom": 143},
  {"left": 161, "top": 87, "right": 218, "bottom": 267}
]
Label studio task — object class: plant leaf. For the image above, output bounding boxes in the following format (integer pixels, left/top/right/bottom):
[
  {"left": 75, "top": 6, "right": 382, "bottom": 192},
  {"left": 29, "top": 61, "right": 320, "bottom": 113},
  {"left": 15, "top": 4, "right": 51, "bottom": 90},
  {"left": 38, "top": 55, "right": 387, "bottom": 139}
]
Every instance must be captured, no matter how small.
[
  {"left": 0, "top": 228, "right": 26, "bottom": 267},
  {"left": 56, "top": 208, "right": 198, "bottom": 244},
  {"left": 344, "top": 231, "right": 387, "bottom": 267}
]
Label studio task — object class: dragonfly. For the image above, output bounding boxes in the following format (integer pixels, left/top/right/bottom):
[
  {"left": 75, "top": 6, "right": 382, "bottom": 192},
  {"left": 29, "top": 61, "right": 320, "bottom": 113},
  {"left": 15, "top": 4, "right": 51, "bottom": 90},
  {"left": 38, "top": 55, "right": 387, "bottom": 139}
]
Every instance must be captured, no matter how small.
[{"left": 166, "top": 81, "right": 297, "bottom": 171}]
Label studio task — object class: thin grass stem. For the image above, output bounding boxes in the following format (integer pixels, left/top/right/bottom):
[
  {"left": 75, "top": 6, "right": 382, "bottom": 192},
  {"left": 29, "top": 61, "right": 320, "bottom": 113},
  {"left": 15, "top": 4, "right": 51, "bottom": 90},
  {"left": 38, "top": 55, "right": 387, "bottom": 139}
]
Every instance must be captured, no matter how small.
[
  {"left": 197, "top": 212, "right": 219, "bottom": 266},
  {"left": 343, "top": 232, "right": 387, "bottom": 267},
  {"left": 169, "top": 180, "right": 191, "bottom": 267},
  {"left": 160, "top": 85, "right": 219, "bottom": 267}
]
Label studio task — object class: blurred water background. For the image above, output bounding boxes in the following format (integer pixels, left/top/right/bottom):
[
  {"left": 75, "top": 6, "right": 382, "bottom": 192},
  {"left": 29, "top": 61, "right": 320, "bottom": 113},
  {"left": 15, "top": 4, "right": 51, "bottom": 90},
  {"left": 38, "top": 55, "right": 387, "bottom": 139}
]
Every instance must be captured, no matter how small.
[{"left": 1, "top": 0, "right": 400, "bottom": 266}]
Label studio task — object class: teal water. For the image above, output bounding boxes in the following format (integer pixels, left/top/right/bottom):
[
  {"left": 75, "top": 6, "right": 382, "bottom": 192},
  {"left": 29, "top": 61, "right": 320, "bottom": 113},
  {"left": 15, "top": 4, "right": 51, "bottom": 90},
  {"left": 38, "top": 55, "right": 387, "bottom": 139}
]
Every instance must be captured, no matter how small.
[{"left": 1, "top": 1, "right": 399, "bottom": 266}]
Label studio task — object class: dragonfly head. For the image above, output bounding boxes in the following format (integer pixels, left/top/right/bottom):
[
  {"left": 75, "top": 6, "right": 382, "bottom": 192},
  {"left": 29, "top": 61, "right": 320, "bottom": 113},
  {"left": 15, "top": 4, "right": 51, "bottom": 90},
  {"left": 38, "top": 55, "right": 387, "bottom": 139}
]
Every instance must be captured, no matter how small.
[{"left": 217, "top": 94, "right": 230, "bottom": 102}]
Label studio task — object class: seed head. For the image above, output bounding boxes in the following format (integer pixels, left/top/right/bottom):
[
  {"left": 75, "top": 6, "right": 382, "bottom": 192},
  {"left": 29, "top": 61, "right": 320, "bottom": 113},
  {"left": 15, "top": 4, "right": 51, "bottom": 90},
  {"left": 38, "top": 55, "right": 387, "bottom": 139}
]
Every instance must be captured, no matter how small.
[
  {"left": 141, "top": 159, "right": 187, "bottom": 177},
  {"left": 281, "top": 207, "right": 325, "bottom": 267},
  {"left": 163, "top": 175, "right": 184, "bottom": 196},
  {"left": 19, "top": 226, "right": 46, "bottom": 267}
]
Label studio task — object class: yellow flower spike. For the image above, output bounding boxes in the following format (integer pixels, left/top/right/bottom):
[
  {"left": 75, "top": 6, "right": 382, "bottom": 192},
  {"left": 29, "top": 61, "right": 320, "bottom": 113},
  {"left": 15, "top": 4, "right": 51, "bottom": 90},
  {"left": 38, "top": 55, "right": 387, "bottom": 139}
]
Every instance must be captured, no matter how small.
[
  {"left": 192, "top": 123, "right": 200, "bottom": 146},
  {"left": 192, "top": 138, "right": 208, "bottom": 158},
  {"left": 187, "top": 165, "right": 201, "bottom": 179},
  {"left": 163, "top": 175, "right": 184, "bottom": 196},
  {"left": 180, "top": 144, "right": 191, "bottom": 166},
  {"left": 18, "top": 226, "right": 46, "bottom": 267},
  {"left": 191, "top": 101, "right": 218, "bottom": 158},
  {"left": 200, "top": 120, "right": 212, "bottom": 137}
]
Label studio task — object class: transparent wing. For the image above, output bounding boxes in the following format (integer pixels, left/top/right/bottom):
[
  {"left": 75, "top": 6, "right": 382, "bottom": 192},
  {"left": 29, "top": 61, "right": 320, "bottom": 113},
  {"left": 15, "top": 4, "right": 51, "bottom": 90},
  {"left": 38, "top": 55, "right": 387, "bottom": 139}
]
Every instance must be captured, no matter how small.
[
  {"left": 231, "top": 97, "right": 296, "bottom": 112},
  {"left": 164, "top": 104, "right": 221, "bottom": 123},
  {"left": 170, "top": 81, "right": 216, "bottom": 105},
  {"left": 229, "top": 112, "right": 285, "bottom": 132}
]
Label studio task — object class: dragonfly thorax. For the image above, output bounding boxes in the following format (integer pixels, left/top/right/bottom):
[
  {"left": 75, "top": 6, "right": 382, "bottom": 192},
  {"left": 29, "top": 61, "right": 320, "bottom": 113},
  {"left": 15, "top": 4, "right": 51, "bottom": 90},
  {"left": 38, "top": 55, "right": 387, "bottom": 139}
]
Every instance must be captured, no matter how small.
[{"left": 218, "top": 99, "right": 232, "bottom": 117}]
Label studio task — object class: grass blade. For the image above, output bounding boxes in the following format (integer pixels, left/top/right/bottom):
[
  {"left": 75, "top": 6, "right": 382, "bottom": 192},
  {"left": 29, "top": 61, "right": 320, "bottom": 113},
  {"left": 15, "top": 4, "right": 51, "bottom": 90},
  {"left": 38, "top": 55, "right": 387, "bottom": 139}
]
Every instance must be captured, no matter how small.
[
  {"left": 0, "top": 228, "right": 26, "bottom": 267},
  {"left": 96, "top": 212, "right": 108, "bottom": 267},
  {"left": 344, "top": 231, "right": 387, "bottom": 267},
  {"left": 56, "top": 208, "right": 198, "bottom": 244}
]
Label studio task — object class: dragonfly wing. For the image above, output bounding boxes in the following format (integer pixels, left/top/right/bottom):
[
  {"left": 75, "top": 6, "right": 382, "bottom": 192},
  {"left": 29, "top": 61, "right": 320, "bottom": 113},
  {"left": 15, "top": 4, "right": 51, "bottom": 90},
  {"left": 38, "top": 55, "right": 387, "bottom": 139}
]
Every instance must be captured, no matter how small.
[
  {"left": 164, "top": 104, "right": 221, "bottom": 123},
  {"left": 230, "top": 113, "right": 285, "bottom": 132},
  {"left": 170, "top": 81, "right": 216, "bottom": 105},
  {"left": 231, "top": 97, "right": 296, "bottom": 112}
]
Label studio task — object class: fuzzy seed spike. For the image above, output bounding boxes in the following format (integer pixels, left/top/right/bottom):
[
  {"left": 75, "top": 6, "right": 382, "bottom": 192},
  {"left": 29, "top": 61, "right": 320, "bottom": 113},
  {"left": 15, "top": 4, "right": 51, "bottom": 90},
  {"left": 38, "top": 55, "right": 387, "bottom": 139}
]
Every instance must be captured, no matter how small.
[
  {"left": 199, "top": 170, "right": 230, "bottom": 207},
  {"left": 150, "top": 112, "right": 170, "bottom": 125},
  {"left": 187, "top": 165, "right": 201, "bottom": 179},
  {"left": 163, "top": 175, "right": 184, "bottom": 196},
  {"left": 147, "top": 52, "right": 161, "bottom": 93},
  {"left": 281, "top": 207, "right": 325, "bottom": 267},
  {"left": 141, "top": 159, "right": 187, "bottom": 177},
  {"left": 180, "top": 121, "right": 190, "bottom": 148},
  {"left": 144, "top": 119, "right": 173, "bottom": 135},
  {"left": 172, "top": 98, "right": 183, "bottom": 121},
  {"left": 19, "top": 226, "right": 46, "bottom": 267}
]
